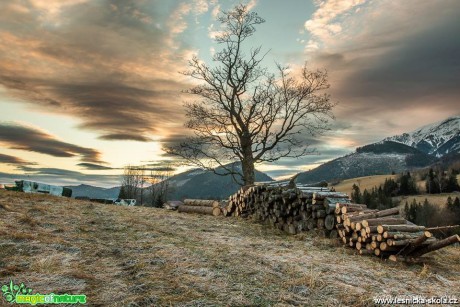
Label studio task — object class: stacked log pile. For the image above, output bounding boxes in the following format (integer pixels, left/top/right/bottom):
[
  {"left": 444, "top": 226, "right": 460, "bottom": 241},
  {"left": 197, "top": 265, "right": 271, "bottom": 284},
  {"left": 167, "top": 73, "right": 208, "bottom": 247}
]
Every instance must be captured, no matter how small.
[
  {"left": 223, "top": 181, "right": 350, "bottom": 236},
  {"left": 335, "top": 204, "right": 460, "bottom": 261},
  {"left": 174, "top": 181, "right": 459, "bottom": 261}
]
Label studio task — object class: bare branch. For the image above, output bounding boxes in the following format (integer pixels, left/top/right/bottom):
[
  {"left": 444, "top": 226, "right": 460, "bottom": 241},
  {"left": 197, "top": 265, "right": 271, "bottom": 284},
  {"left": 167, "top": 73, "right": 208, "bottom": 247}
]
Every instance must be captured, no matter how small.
[{"left": 164, "top": 4, "right": 336, "bottom": 186}]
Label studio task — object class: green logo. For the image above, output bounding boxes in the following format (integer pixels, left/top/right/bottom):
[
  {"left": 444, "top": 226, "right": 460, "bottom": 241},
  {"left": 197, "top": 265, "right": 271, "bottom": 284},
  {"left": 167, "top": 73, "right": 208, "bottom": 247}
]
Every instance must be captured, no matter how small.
[
  {"left": 1, "top": 281, "right": 32, "bottom": 303},
  {"left": 1, "top": 281, "right": 86, "bottom": 305}
]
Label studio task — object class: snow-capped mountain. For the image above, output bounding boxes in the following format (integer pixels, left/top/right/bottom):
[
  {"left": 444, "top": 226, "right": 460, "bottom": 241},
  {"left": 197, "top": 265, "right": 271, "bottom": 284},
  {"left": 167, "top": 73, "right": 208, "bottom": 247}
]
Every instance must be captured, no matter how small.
[
  {"left": 295, "top": 141, "right": 436, "bottom": 184},
  {"left": 384, "top": 116, "right": 460, "bottom": 157},
  {"left": 295, "top": 116, "right": 459, "bottom": 184}
]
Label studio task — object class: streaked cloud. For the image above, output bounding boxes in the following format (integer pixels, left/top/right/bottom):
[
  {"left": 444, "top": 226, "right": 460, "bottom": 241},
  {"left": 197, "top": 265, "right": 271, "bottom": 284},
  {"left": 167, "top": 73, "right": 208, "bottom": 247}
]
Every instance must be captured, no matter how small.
[
  {"left": 0, "top": 0, "right": 191, "bottom": 142},
  {"left": 0, "top": 153, "right": 35, "bottom": 165},
  {"left": 0, "top": 123, "right": 104, "bottom": 163},
  {"left": 304, "top": 0, "right": 460, "bottom": 145},
  {"left": 0, "top": 168, "right": 121, "bottom": 187},
  {"left": 77, "top": 163, "right": 115, "bottom": 170}
]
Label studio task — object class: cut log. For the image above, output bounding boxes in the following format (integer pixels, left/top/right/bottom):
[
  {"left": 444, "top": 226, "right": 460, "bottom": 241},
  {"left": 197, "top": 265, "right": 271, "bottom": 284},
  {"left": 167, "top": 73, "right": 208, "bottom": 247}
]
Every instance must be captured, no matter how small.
[
  {"left": 425, "top": 225, "right": 460, "bottom": 231},
  {"left": 348, "top": 207, "right": 400, "bottom": 223},
  {"left": 306, "top": 219, "right": 316, "bottom": 230},
  {"left": 411, "top": 234, "right": 460, "bottom": 257},
  {"left": 359, "top": 249, "right": 373, "bottom": 255},
  {"left": 398, "top": 232, "right": 433, "bottom": 255},
  {"left": 365, "top": 226, "right": 379, "bottom": 234},
  {"left": 388, "top": 255, "right": 430, "bottom": 263},
  {"left": 361, "top": 217, "right": 407, "bottom": 227},
  {"left": 183, "top": 199, "right": 220, "bottom": 207},
  {"left": 377, "top": 225, "right": 425, "bottom": 234},
  {"left": 212, "top": 207, "right": 222, "bottom": 216},
  {"left": 325, "top": 214, "right": 336, "bottom": 230},
  {"left": 329, "top": 229, "right": 338, "bottom": 239},
  {"left": 383, "top": 231, "right": 425, "bottom": 239},
  {"left": 317, "top": 218, "right": 325, "bottom": 229},
  {"left": 178, "top": 205, "right": 214, "bottom": 215},
  {"left": 313, "top": 191, "right": 348, "bottom": 200}
]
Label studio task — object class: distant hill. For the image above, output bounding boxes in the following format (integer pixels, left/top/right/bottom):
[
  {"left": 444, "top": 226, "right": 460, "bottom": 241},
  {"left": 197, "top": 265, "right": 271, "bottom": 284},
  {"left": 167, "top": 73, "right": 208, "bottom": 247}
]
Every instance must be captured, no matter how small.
[
  {"left": 296, "top": 142, "right": 437, "bottom": 184},
  {"left": 65, "top": 163, "right": 273, "bottom": 201},
  {"left": 296, "top": 153, "right": 412, "bottom": 184},
  {"left": 167, "top": 163, "right": 273, "bottom": 200},
  {"left": 295, "top": 116, "right": 460, "bottom": 184}
]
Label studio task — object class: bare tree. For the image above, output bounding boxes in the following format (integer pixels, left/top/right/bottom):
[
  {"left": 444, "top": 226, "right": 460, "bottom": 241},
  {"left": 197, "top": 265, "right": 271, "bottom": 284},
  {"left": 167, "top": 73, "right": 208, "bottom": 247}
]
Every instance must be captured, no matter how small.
[
  {"left": 148, "top": 167, "right": 172, "bottom": 207},
  {"left": 118, "top": 165, "right": 143, "bottom": 201},
  {"left": 165, "top": 4, "right": 336, "bottom": 185}
]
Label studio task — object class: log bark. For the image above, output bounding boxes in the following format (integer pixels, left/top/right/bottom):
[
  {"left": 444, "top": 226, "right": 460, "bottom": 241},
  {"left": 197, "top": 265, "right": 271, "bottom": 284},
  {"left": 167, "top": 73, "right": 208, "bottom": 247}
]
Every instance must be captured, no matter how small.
[
  {"left": 377, "top": 225, "right": 425, "bottom": 234},
  {"left": 313, "top": 191, "right": 348, "bottom": 200},
  {"left": 183, "top": 199, "right": 220, "bottom": 207},
  {"left": 178, "top": 205, "right": 214, "bottom": 215},
  {"left": 325, "top": 214, "right": 336, "bottom": 230},
  {"left": 329, "top": 229, "right": 338, "bottom": 239},
  {"left": 361, "top": 217, "right": 407, "bottom": 227},
  {"left": 425, "top": 225, "right": 460, "bottom": 231},
  {"left": 347, "top": 207, "right": 400, "bottom": 223},
  {"left": 388, "top": 255, "right": 430, "bottom": 263},
  {"left": 401, "top": 231, "right": 432, "bottom": 256},
  {"left": 411, "top": 235, "right": 460, "bottom": 257},
  {"left": 383, "top": 231, "right": 425, "bottom": 239}
]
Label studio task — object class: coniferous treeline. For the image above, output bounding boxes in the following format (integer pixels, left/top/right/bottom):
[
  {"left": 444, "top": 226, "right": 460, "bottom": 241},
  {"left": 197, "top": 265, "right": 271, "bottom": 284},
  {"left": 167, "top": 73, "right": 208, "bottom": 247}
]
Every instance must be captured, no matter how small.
[
  {"left": 404, "top": 197, "right": 460, "bottom": 235},
  {"left": 424, "top": 168, "right": 459, "bottom": 194},
  {"left": 351, "top": 172, "right": 419, "bottom": 209}
]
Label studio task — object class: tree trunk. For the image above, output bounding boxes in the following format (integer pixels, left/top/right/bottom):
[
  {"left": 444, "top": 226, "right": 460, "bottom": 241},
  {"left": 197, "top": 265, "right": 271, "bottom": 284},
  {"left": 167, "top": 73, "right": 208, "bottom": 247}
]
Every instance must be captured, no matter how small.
[{"left": 241, "top": 147, "right": 255, "bottom": 185}]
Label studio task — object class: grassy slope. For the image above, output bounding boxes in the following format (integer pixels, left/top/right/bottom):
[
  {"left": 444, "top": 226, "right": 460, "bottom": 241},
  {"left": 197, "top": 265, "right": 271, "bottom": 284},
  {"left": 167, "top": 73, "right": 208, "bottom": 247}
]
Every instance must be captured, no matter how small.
[
  {"left": 330, "top": 175, "right": 397, "bottom": 196},
  {"left": 332, "top": 174, "right": 460, "bottom": 207},
  {"left": 1, "top": 190, "right": 460, "bottom": 306}
]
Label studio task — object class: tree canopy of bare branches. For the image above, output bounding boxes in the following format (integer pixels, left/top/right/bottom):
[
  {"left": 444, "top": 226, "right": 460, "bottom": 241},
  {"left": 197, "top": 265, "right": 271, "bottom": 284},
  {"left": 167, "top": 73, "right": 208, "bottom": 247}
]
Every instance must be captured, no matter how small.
[
  {"left": 165, "top": 4, "right": 336, "bottom": 185},
  {"left": 119, "top": 165, "right": 172, "bottom": 206}
]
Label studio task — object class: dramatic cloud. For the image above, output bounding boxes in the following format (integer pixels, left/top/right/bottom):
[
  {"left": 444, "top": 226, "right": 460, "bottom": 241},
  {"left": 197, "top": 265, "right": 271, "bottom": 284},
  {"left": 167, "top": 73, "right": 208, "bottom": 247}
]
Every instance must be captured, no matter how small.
[
  {"left": 77, "top": 163, "right": 115, "bottom": 170},
  {"left": 304, "top": 0, "right": 460, "bottom": 144},
  {"left": 0, "top": 123, "right": 104, "bottom": 163},
  {"left": 0, "top": 153, "right": 35, "bottom": 165},
  {"left": 304, "top": 0, "right": 366, "bottom": 51},
  {"left": 0, "top": 168, "right": 122, "bottom": 187},
  {"left": 0, "top": 0, "right": 202, "bottom": 141}
]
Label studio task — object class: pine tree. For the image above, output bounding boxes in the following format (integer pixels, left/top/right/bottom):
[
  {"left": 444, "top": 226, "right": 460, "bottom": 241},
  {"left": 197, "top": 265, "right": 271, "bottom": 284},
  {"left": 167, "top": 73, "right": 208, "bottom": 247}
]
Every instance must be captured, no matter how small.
[
  {"left": 351, "top": 184, "right": 362, "bottom": 203},
  {"left": 406, "top": 199, "right": 418, "bottom": 223},
  {"left": 445, "top": 172, "right": 460, "bottom": 192},
  {"left": 425, "top": 168, "right": 440, "bottom": 194},
  {"left": 404, "top": 201, "right": 410, "bottom": 219},
  {"left": 446, "top": 196, "right": 453, "bottom": 210}
]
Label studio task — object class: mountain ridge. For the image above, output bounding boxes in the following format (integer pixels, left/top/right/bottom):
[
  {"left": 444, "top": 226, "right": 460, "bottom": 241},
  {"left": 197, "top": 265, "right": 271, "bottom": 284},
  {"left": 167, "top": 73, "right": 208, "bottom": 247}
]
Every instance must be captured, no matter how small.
[
  {"left": 66, "top": 163, "right": 273, "bottom": 200},
  {"left": 295, "top": 116, "right": 459, "bottom": 184},
  {"left": 384, "top": 116, "right": 460, "bottom": 156}
]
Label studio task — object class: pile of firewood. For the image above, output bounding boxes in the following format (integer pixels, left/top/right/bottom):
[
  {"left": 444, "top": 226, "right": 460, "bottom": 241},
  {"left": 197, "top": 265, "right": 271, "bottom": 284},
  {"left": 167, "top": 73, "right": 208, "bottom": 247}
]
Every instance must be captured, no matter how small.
[
  {"left": 173, "top": 182, "right": 459, "bottom": 261},
  {"left": 223, "top": 181, "right": 349, "bottom": 236},
  {"left": 335, "top": 203, "right": 460, "bottom": 261}
]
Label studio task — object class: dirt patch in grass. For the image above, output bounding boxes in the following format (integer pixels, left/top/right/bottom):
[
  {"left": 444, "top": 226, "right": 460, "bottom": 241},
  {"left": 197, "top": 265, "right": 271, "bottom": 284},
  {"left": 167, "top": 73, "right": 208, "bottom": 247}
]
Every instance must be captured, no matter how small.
[{"left": 0, "top": 190, "right": 459, "bottom": 306}]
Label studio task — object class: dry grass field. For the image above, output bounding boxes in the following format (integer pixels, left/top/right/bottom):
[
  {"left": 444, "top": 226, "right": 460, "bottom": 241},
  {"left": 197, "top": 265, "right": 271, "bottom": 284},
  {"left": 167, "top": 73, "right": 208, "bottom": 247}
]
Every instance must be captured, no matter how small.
[
  {"left": 332, "top": 174, "right": 460, "bottom": 208},
  {"left": 330, "top": 175, "right": 397, "bottom": 196},
  {"left": 396, "top": 193, "right": 460, "bottom": 207},
  {"left": 1, "top": 190, "right": 460, "bottom": 306}
]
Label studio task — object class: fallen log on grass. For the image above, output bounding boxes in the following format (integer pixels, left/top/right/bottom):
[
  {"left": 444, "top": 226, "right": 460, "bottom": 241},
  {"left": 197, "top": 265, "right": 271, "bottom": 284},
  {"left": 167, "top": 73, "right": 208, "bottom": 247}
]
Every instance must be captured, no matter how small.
[
  {"left": 411, "top": 234, "right": 460, "bottom": 257},
  {"left": 178, "top": 205, "right": 221, "bottom": 216},
  {"left": 183, "top": 199, "right": 220, "bottom": 207}
]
